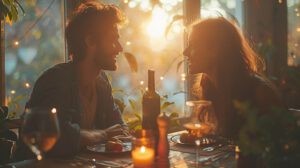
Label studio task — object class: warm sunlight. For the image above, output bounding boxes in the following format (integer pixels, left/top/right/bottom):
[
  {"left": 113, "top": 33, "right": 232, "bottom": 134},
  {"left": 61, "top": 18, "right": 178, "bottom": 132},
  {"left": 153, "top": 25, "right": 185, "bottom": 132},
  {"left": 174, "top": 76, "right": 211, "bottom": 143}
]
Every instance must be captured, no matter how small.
[{"left": 146, "top": 7, "right": 169, "bottom": 39}]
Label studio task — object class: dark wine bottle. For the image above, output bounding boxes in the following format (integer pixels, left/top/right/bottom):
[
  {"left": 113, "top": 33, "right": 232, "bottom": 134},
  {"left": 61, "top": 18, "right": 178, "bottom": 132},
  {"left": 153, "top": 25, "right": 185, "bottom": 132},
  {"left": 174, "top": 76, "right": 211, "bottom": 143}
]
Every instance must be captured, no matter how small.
[
  {"left": 142, "top": 70, "right": 161, "bottom": 130},
  {"left": 142, "top": 70, "right": 160, "bottom": 154}
]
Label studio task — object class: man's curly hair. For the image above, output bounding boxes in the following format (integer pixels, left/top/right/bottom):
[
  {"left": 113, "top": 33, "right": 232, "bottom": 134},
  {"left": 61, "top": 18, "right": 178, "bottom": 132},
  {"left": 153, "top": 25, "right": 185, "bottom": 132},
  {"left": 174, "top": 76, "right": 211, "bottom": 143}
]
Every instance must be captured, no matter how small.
[{"left": 65, "top": 1, "right": 125, "bottom": 62}]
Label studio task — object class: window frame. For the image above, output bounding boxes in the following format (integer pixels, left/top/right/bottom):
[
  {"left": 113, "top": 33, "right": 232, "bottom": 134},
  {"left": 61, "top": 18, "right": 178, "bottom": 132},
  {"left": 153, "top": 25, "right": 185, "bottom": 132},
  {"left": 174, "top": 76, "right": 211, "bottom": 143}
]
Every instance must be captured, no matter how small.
[{"left": 0, "top": 18, "right": 4, "bottom": 106}]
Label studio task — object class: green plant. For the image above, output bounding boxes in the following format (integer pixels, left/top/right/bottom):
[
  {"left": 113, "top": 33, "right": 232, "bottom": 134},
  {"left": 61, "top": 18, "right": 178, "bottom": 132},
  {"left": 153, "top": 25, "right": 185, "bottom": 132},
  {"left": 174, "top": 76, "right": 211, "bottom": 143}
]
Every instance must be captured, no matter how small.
[
  {"left": 7, "top": 94, "right": 28, "bottom": 119},
  {"left": 113, "top": 86, "right": 181, "bottom": 132},
  {"left": 234, "top": 101, "right": 300, "bottom": 168},
  {"left": 0, "top": 0, "right": 24, "bottom": 23}
]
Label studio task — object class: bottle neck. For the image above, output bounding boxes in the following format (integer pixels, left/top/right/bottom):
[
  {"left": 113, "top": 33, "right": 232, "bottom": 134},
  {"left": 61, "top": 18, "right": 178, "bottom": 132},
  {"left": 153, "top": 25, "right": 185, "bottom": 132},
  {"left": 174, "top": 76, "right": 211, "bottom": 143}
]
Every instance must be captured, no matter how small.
[{"left": 148, "top": 70, "right": 155, "bottom": 91}]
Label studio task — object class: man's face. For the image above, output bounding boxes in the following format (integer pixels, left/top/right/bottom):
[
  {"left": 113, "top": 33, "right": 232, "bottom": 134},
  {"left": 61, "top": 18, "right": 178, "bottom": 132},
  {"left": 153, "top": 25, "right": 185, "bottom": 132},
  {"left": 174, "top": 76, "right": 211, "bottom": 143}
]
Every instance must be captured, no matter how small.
[{"left": 90, "top": 26, "right": 123, "bottom": 71}]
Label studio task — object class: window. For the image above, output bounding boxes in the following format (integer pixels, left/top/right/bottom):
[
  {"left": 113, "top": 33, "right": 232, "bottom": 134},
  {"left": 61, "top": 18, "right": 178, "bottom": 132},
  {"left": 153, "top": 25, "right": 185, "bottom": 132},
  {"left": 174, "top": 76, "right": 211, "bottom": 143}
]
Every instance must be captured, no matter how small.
[
  {"left": 287, "top": 0, "right": 300, "bottom": 66},
  {"left": 101, "top": 0, "right": 185, "bottom": 119},
  {"left": 3, "top": 0, "right": 246, "bottom": 120},
  {"left": 201, "top": 0, "right": 243, "bottom": 25},
  {"left": 5, "top": 0, "right": 65, "bottom": 119}
]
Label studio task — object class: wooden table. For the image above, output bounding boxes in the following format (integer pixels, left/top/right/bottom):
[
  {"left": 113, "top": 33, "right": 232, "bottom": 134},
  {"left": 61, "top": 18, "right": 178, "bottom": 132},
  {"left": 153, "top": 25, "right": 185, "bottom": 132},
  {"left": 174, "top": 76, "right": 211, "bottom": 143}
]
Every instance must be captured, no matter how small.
[{"left": 7, "top": 132, "right": 237, "bottom": 168}]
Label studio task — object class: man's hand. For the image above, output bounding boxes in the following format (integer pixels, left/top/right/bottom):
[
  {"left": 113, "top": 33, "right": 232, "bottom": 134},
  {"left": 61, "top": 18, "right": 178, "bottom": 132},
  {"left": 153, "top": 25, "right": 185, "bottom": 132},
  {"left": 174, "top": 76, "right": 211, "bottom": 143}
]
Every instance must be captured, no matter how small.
[
  {"left": 80, "top": 124, "right": 132, "bottom": 146},
  {"left": 80, "top": 129, "right": 107, "bottom": 146},
  {"left": 105, "top": 124, "right": 132, "bottom": 141}
]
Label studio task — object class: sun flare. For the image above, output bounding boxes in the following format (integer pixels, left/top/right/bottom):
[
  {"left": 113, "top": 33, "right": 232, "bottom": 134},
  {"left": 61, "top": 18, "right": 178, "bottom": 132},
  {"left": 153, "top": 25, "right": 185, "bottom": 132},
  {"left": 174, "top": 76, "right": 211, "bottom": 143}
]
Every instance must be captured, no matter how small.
[{"left": 146, "top": 7, "right": 168, "bottom": 39}]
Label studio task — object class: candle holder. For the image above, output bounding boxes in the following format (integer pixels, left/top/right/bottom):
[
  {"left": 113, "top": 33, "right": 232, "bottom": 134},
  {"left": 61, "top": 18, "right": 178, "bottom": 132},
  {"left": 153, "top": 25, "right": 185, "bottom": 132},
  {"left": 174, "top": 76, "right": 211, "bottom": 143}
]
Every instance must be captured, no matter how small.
[{"left": 131, "top": 130, "right": 155, "bottom": 168}]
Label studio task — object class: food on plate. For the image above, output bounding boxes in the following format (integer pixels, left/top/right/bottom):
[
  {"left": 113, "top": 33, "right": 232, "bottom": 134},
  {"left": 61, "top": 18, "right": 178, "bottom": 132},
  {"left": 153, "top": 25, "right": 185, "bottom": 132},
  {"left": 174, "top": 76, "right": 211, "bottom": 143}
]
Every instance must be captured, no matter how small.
[
  {"left": 105, "top": 140, "right": 123, "bottom": 152},
  {"left": 179, "top": 132, "right": 196, "bottom": 144}
]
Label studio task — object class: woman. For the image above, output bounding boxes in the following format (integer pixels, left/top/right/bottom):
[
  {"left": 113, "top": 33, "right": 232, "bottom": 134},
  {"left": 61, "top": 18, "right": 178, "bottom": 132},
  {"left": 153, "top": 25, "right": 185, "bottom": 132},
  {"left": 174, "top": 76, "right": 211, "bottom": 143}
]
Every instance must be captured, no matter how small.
[{"left": 183, "top": 18, "right": 283, "bottom": 138}]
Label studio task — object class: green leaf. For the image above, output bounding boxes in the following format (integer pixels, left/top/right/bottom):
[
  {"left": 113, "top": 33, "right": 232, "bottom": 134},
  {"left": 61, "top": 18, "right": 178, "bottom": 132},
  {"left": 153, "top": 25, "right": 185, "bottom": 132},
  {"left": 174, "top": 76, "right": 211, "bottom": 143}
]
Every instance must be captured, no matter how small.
[
  {"left": 114, "top": 98, "right": 126, "bottom": 113},
  {"left": 133, "top": 125, "right": 142, "bottom": 131},
  {"left": 126, "top": 119, "right": 141, "bottom": 130},
  {"left": 124, "top": 52, "right": 138, "bottom": 73},
  {"left": 112, "top": 88, "right": 128, "bottom": 96},
  {"left": 173, "top": 91, "right": 186, "bottom": 96},
  {"left": 11, "top": 5, "right": 18, "bottom": 21},
  {"left": 15, "top": 0, "right": 25, "bottom": 14},
  {"left": 134, "top": 112, "right": 142, "bottom": 122},
  {"left": 169, "top": 112, "right": 179, "bottom": 118},
  {"left": 162, "top": 94, "right": 168, "bottom": 99},
  {"left": 2, "top": 0, "right": 10, "bottom": 5},
  {"left": 128, "top": 99, "right": 136, "bottom": 110},
  {"left": 164, "top": 15, "right": 183, "bottom": 38},
  {"left": 1, "top": 0, "right": 23, "bottom": 23},
  {"left": 161, "top": 101, "right": 175, "bottom": 110}
]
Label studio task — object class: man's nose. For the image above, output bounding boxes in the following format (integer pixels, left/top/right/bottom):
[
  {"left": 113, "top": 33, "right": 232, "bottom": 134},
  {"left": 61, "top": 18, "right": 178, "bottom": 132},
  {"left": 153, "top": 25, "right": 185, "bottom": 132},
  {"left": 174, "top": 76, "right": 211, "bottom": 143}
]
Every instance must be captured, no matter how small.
[{"left": 115, "top": 41, "right": 123, "bottom": 53}]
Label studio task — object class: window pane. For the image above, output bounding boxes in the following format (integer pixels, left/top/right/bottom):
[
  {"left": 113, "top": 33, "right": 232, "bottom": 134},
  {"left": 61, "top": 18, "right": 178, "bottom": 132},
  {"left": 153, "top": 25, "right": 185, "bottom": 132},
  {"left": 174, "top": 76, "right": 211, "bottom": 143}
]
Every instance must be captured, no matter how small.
[
  {"left": 201, "top": 0, "right": 243, "bottom": 26},
  {"left": 101, "top": 0, "right": 185, "bottom": 119},
  {"left": 5, "top": 0, "right": 65, "bottom": 118},
  {"left": 288, "top": 0, "right": 300, "bottom": 66}
]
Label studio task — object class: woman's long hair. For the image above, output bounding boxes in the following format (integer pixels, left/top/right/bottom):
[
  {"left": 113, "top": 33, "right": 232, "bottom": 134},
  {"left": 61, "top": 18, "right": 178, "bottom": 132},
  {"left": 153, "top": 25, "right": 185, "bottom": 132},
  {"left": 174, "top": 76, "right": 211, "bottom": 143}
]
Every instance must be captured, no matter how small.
[
  {"left": 190, "top": 18, "right": 267, "bottom": 137},
  {"left": 190, "top": 17, "right": 265, "bottom": 79}
]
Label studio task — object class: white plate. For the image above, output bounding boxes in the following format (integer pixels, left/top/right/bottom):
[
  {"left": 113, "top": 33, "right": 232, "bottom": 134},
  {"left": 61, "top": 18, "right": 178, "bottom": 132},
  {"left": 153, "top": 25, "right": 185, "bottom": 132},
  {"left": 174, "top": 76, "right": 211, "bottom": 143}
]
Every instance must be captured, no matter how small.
[{"left": 87, "top": 142, "right": 132, "bottom": 154}]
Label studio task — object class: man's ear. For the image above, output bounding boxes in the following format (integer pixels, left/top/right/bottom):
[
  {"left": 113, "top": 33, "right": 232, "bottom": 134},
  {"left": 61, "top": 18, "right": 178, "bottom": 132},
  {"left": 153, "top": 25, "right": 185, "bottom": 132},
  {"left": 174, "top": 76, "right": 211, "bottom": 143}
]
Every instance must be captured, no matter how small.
[{"left": 84, "top": 35, "right": 96, "bottom": 50}]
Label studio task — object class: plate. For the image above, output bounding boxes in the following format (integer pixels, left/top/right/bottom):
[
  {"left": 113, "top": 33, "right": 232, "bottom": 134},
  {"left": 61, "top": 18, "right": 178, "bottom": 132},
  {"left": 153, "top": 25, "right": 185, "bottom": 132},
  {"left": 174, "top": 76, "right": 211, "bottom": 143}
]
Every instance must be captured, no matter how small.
[
  {"left": 170, "top": 134, "right": 224, "bottom": 147},
  {"left": 87, "top": 142, "right": 132, "bottom": 154}
]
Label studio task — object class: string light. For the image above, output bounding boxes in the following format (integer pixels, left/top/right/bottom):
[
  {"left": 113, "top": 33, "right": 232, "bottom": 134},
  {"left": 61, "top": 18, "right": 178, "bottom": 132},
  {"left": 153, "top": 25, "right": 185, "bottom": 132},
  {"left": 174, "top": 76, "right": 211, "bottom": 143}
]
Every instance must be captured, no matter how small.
[
  {"left": 297, "top": 13, "right": 300, "bottom": 17},
  {"left": 123, "top": 0, "right": 129, "bottom": 4},
  {"left": 140, "top": 81, "right": 144, "bottom": 85},
  {"left": 25, "top": 82, "right": 31, "bottom": 88},
  {"left": 181, "top": 73, "right": 186, "bottom": 81},
  {"left": 51, "top": 108, "right": 57, "bottom": 114},
  {"left": 128, "top": 1, "right": 137, "bottom": 8},
  {"left": 160, "top": 76, "right": 164, "bottom": 80},
  {"left": 126, "top": 41, "right": 131, "bottom": 46},
  {"left": 145, "top": 87, "right": 148, "bottom": 91},
  {"left": 297, "top": 28, "right": 300, "bottom": 32},
  {"left": 14, "top": 41, "right": 19, "bottom": 47},
  {"left": 10, "top": 90, "right": 16, "bottom": 95},
  {"left": 284, "top": 144, "right": 289, "bottom": 150},
  {"left": 278, "top": 0, "right": 282, "bottom": 4}
]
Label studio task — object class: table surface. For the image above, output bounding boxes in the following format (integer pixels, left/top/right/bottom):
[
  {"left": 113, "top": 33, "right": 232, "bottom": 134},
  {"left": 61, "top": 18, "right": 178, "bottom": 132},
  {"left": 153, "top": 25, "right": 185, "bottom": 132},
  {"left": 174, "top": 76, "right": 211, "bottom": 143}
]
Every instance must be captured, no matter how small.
[{"left": 8, "top": 131, "right": 237, "bottom": 168}]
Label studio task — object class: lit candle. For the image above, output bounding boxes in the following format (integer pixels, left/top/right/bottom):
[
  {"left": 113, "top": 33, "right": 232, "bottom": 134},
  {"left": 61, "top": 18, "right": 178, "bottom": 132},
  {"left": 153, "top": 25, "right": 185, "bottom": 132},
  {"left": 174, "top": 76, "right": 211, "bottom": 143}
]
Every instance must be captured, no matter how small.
[{"left": 132, "top": 146, "right": 155, "bottom": 168}]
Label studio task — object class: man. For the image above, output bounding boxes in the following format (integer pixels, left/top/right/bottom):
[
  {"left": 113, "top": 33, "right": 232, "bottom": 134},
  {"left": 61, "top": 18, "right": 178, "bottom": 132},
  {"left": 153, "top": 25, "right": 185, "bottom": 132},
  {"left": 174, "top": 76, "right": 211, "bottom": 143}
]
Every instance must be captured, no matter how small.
[{"left": 24, "top": 1, "right": 127, "bottom": 157}]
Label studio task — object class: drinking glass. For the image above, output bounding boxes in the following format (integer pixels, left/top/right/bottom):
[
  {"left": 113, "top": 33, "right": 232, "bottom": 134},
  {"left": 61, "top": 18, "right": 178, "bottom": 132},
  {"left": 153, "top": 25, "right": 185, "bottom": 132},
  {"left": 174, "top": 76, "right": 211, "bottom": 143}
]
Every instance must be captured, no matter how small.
[
  {"left": 185, "top": 100, "right": 216, "bottom": 167},
  {"left": 21, "top": 107, "right": 60, "bottom": 160}
]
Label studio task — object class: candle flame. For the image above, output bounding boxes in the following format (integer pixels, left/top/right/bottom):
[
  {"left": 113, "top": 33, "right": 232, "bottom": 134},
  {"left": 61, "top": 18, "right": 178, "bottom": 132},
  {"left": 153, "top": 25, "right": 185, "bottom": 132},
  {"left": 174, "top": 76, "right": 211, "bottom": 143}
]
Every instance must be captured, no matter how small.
[
  {"left": 195, "top": 123, "right": 201, "bottom": 128},
  {"left": 140, "top": 146, "right": 146, "bottom": 153}
]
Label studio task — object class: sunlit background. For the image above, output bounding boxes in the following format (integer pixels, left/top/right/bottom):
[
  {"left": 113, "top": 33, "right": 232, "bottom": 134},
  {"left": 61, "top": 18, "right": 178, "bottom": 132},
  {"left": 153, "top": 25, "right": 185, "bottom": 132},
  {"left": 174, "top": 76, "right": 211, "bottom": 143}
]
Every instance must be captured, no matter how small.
[{"left": 4, "top": 0, "right": 300, "bottom": 119}]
